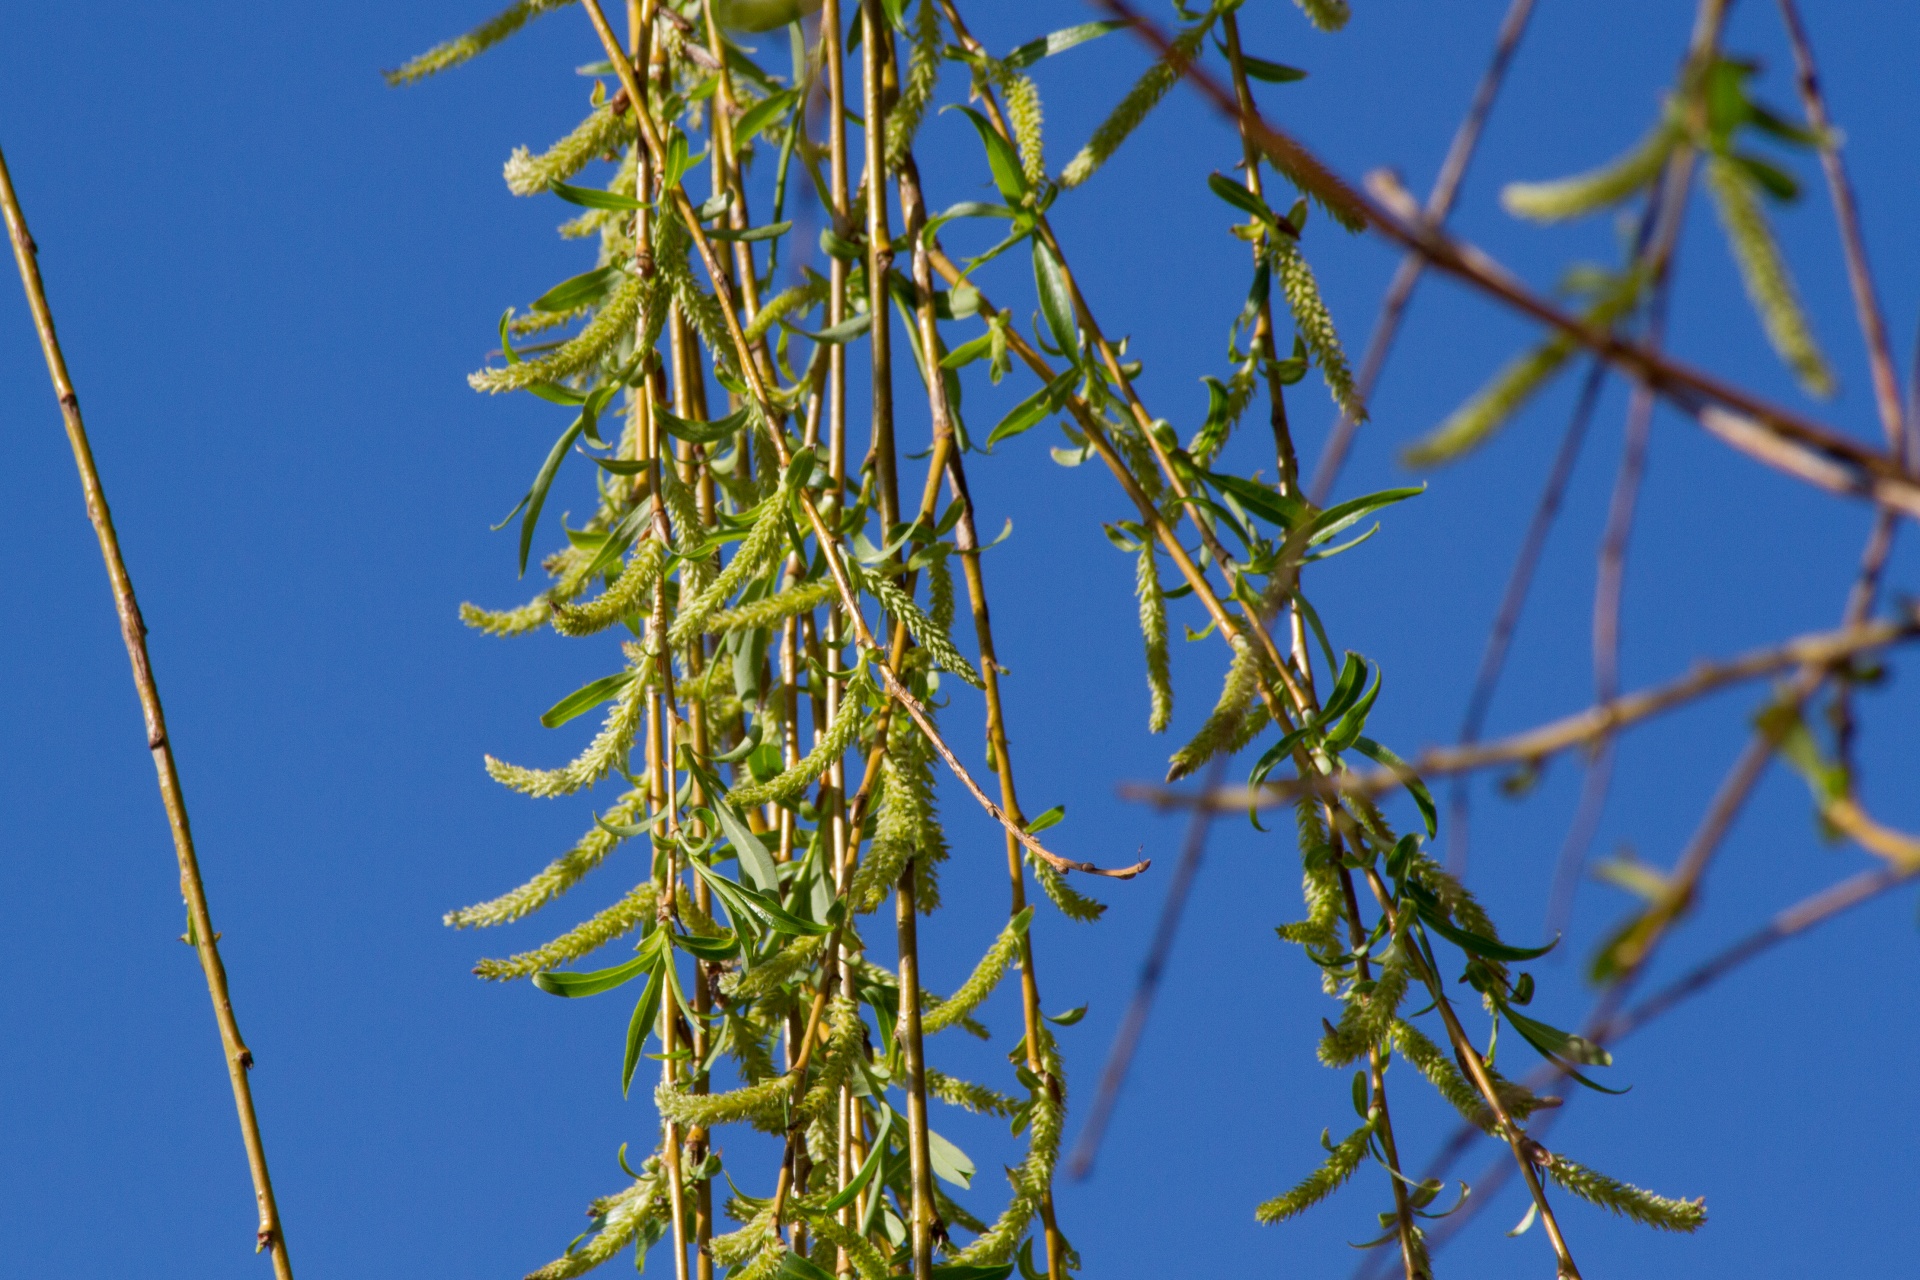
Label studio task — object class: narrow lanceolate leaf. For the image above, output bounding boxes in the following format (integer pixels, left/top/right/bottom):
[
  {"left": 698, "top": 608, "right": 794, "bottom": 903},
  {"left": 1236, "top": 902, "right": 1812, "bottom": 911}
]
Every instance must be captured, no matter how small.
[
  {"left": 1705, "top": 153, "right": 1834, "bottom": 397},
  {"left": 383, "top": 0, "right": 574, "bottom": 86},
  {"left": 540, "top": 669, "right": 637, "bottom": 729},
  {"left": 1501, "top": 123, "right": 1679, "bottom": 223},
  {"left": 1254, "top": 1123, "right": 1371, "bottom": 1224},
  {"left": 1543, "top": 1158, "right": 1706, "bottom": 1232},
  {"left": 532, "top": 953, "right": 650, "bottom": 998},
  {"left": 1135, "top": 544, "right": 1173, "bottom": 733},
  {"left": 1060, "top": 19, "right": 1211, "bottom": 188}
]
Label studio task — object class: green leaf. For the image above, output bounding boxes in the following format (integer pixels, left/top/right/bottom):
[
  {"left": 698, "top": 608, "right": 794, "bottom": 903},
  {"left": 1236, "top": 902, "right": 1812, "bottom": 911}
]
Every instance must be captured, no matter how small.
[
  {"left": 656, "top": 402, "right": 752, "bottom": 446},
  {"left": 1239, "top": 53, "right": 1308, "bottom": 83},
  {"left": 708, "top": 795, "right": 781, "bottom": 893},
  {"left": 594, "top": 809, "right": 666, "bottom": 840},
  {"left": 550, "top": 180, "right": 646, "bottom": 211},
  {"left": 1350, "top": 736, "right": 1437, "bottom": 837},
  {"left": 512, "top": 413, "right": 589, "bottom": 576},
  {"left": 531, "top": 264, "right": 619, "bottom": 314},
  {"left": 823, "top": 1105, "right": 892, "bottom": 1211},
  {"left": 1031, "top": 238, "right": 1079, "bottom": 357},
  {"left": 987, "top": 368, "right": 1076, "bottom": 449},
  {"left": 735, "top": 88, "right": 800, "bottom": 146},
  {"left": 1026, "top": 805, "right": 1066, "bottom": 834},
  {"left": 1044, "top": 1004, "right": 1087, "bottom": 1026},
  {"left": 708, "top": 220, "right": 794, "bottom": 243},
  {"left": 1207, "top": 171, "right": 1277, "bottom": 226},
  {"left": 691, "top": 860, "right": 831, "bottom": 937},
  {"left": 1405, "top": 882, "right": 1557, "bottom": 961},
  {"left": 620, "top": 963, "right": 666, "bottom": 1095},
  {"left": 932, "top": 1266, "right": 1014, "bottom": 1280},
  {"left": 775, "top": 1252, "right": 837, "bottom": 1280},
  {"left": 1205, "top": 469, "right": 1305, "bottom": 531},
  {"left": 941, "top": 331, "right": 995, "bottom": 370},
  {"left": 1003, "top": 19, "right": 1128, "bottom": 70},
  {"left": 949, "top": 105, "right": 1029, "bottom": 204},
  {"left": 786, "top": 312, "right": 873, "bottom": 345},
  {"left": 1303, "top": 485, "right": 1424, "bottom": 548},
  {"left": 540, "top": 668, "right": 637, "bottom": 730},
  {"left": 1501, "top": 1004, "right": 1624, "bottom": 1093},
  {"left": 534, "top": 953, "right": 650, "bottom": 998},
  {"left": 926, "top": 1127, "right": 975, "bottom": 1189},
  {"left": 1734, "top": 151, "right": 1800, "bottom": 202},
  {"left": 672, "top": 929, "right": 742, "bottom": 962}
]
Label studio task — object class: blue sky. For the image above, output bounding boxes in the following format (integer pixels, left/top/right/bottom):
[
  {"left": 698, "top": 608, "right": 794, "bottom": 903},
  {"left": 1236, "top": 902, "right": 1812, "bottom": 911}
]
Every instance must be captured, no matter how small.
[{"left": 2, "top": 1, "right": 1917, "bottom": 1276}]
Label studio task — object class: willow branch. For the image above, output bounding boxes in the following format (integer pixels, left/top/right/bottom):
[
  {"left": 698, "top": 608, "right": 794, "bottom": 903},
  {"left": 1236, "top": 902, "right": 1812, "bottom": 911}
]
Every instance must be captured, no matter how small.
[
  {"left": 1, "top": 142, "right": 295, "bottom": 1277},
  {"left": 1127, "top": 608, "right": 1920, "bottom": 812}
]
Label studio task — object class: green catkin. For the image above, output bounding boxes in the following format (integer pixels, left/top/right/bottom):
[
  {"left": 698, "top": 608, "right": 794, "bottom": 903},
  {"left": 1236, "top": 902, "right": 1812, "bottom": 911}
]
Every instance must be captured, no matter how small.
[
  {"left": 926, "top": 1067, "right": 1017, "bottom": 1116},
  {"left": 505, "top": 105, "right": 635, "bottom": 196},
  {"left": 799, "top": 998, "right": 866, "bottom": 1120},
  {"left": 1166, "top": 638, "right": 1272, "bottom": 781},
  {"left": 551, "top": 540, "right": 668, "bottom": 636},
  {"left": 744, "top": 276, "right": 827, "bottom": 345},
  {"left": 657, "top": 224, "right": 739, "bottom": 378},
  {"left": 859, "top": 566, "right": 985, "bottom": 688},
  {"left": 703, "top": 577, "right": 837, "bottom": 634},
  {"left": 720, "top": 930, "right": 833, "bottom": 1000},
  {"left": 1501, "top": 123, "right": 1678, "bottom": 223},
  {"left": 1318, "top": 952, "right": 1409, "bottom": 1066},
  {"left": 461, "top": 545, "right": 599, "bottom": 636},
  {"left": 1188, "top": 365, "right": 1256, "bottom": 468},
  {"left": 473, "top": 882, "right": 657, "bottom": 980},
  {"left": 522, "top": 1157, "right": 672, "bottom": 1279},
  {"left": 798, "top": 1212, "right": 892, "bottom": 1280},
  {"left": 469, "top": 272, "right": 646, "bottom": 394},
  {"left": 1292, "top": 0, "right": 1351, "bottom": 33},
  {"left": 1030, "top": 853, "right": 1106, "bottom": 922},
  {"left": 446, "top": 789, "right": 648, "bottom": 927},
  {"left": 484, "top": 659, "right": 650, "bottom": 797},
  {"left": 852, "top": 724, "right": 950, "bottom": 914},
  {"left": 1272, "top": 239, "right": 1363, "bottom": 423},
  {"left": 928, "top": 554, "right": 955, "bottom": 634},
  {"left": 1404, "top": 333, "right": 1577, "bottom": 468},
  {"left": 1135, "top": 544, "right": 1173, "bottom": 733},
  {"left": 1705, "top": 153, "right": 1835, "bottom": 397},
  {"left": 951, "top": 1050, "right": 1066, "bottom": 1265},
  {"left": 656, "top": 1073, "right": 790, "bottom": 1131},
  {"left": 885, "top": 0, "right": 943, "bottom": 172},
  {"left": 922, "top": 912, "right": 1029, "bottom": 1034},
  {"left": 727, "top": 671, "right": 870, "bottom": 809},
  {"left": 656, "top": 459, "right": 713, "bottom": 596},
  {"left": 384, "top": 0, "right": 576, "bottom": 86},
  {"left": 1254, "top": 1122, "right": 1371, "bottom": 1224},
  {"left": 1003, "top": 73, "right": 1046, "bottom": 187},
  {"left": 1544, "top": 1158, "right": 1707, "bottom": 1232},
  {"left": 1059, "top": 19, "right": 1211, "bottom": 188},
  {"left": 1388, "top": 1018, "right": 1552, "bottom": 1132},
  {"left": 709, "top": 1210, "right": 781, "bottom": 1270},
  {"left": 668, "top": 486, "right": 790, "bottom": 646}
]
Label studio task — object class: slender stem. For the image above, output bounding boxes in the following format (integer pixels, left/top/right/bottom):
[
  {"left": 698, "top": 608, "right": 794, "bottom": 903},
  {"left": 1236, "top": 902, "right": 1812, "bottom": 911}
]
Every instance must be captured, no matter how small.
[{"left": 0, "top": 142, "right": 296, "bottom": 1279}]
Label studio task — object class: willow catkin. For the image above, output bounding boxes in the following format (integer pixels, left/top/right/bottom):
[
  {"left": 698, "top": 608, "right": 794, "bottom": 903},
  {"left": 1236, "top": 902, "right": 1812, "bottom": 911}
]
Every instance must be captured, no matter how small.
[
  {"left": 1292, "top": 0, "right": 1351, "bottom": 33},
  {"left": 505, "top": 104, "right": 635, "bottom": 196},
  {"left": 484, "top": 659, "right": 650, "bottom": 797},
  {"left": 551, "top": 539, "right": 667, "bottom": 636},
  {"left": 1705, "top": 153, "right": 1835, "bottom": 397},
  {"left": 1404, "top": 333, "right": 1576, "bottom": 468},
  {"left": 472, "top": 882, "right": 657, "bottom": 980},
  {"left": 726, "top": 671, "right": 871, "bottom": 808},
  {"left": 1501, "top": 123, "right": 1678, "bottom": 223},
  {"left": 1059, "top": 20, "right": 1210, "bottom": 188},
  {"left": 383, "top": 0, "right": 575, "bottom": 85},
  {"left": 668, "top": 485, "right": 790, "bottom": 646},
  {"left": 921, "top": 909, "right": 1031, "bottom": 1034},
  {"left": 1167, "top": 638, "right": 1271, "bottom": 780},
  {"left": 1544, "top": 1158, "right": 1707, "bottom": 1232},
  {"left": 1255, "top": 1123, "right": 1371, "bottom": 1224},
  {"left": 522, "top": 1160, "right": 672, "bottom": 1279},
  {"left": 1135, "top": 543, "right": 1173, "bottom": 733},
  {"left": 1273, "top": 238, "right": 1363, "bottom": 424},
  {"left": 444, "top": 789, "right": 649, "bottom": 928},
  {"left": 469, "top": 273, "right": 646, "bottom": 394},
  {"left": 885, "top": 0, "right": 943, "bottom": 172}
]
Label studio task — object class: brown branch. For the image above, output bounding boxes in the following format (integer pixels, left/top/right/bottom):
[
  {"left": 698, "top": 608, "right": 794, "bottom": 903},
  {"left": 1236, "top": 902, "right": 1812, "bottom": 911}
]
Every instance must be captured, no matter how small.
[
  {"left": 1125, "top": 608, "right": 1920, "bottom": 812},
  {"left": 1, "top": 143, "right": 296, "bottom": 1276},
  {"left": 1100, "top": 0, "right": 1920, "bottom": 514}
]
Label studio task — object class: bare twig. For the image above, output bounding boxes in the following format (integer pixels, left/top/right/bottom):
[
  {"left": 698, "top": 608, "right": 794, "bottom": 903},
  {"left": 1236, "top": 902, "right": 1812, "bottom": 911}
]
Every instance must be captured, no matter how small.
[
  {"left": 1, "top": 143, "right": 295, "bottom": 1276},
  {"left": 1309, "top": 0, "right": 1539, "bottom": 502},
  {"left": 1126, "top": 608, "right": 1920, "bottom": 813}
]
